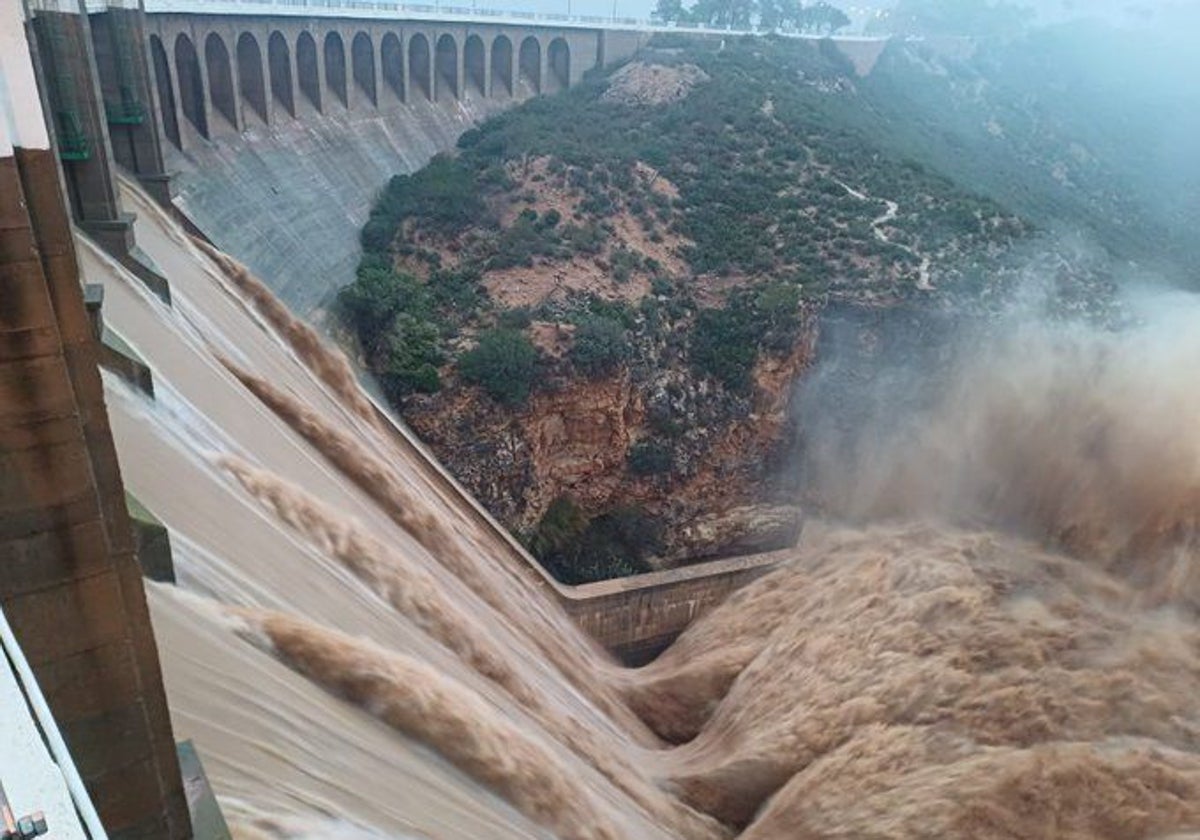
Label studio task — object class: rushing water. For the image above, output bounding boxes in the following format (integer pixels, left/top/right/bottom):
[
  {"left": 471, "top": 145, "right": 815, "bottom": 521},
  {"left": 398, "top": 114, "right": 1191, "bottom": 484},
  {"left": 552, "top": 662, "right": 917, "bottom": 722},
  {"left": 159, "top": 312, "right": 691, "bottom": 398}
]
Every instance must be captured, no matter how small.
[{"left": 83, "top": 179, "right": 1200, "bottom": 839}]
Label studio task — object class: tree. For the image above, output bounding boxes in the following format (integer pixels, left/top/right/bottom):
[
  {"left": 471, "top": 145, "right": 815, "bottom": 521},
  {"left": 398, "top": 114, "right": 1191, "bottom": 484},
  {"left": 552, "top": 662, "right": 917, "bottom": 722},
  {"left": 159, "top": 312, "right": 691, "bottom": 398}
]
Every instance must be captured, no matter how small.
[
  {"left": 459, "top": 328, "right": 539, "bottom": 406},
  {"left": 653, "top": 0, "right": 685, "bottom": 22},
  {"left": 690, "top": 303, "right": 760, "bottom": 391},
  {"left": 796, "top": 1, "right": 850, "bottom": 33},
  {"left": 337, "top": 261, "right": 427, "bottom": 341},
  {"left": 569, "top": 316, "right": 628, "bottom": 377},
  {"left": 380, "top": 313, "right": 443, "bottom": 398}
]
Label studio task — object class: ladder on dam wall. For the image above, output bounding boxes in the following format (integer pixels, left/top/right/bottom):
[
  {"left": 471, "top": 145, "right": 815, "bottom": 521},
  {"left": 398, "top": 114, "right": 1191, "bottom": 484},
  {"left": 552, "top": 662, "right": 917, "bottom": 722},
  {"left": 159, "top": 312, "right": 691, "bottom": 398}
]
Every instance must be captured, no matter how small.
[{"left": 0, "top": 607, "right": 103, "bottom": 840}]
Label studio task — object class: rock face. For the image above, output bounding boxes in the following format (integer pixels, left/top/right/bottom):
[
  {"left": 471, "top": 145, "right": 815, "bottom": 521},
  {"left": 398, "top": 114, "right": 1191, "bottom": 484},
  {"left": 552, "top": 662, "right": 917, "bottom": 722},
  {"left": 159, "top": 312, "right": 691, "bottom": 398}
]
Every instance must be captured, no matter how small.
[
  {"left": 405, "top": 317, "right": 815, "bottom": 564},
  {"left": 601, "top": 61, "right": 711, "bottom": 107}
]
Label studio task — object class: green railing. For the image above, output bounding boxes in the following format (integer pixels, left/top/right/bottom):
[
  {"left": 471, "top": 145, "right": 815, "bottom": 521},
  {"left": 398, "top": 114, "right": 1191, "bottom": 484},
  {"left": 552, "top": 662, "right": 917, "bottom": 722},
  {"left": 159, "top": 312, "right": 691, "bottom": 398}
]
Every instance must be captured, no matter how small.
[
  {"left": 56, "top": 110, "right": 90, "bottom": 161},
  {"left": 106, "top": 86, "right": 146, "bottom": 125}
]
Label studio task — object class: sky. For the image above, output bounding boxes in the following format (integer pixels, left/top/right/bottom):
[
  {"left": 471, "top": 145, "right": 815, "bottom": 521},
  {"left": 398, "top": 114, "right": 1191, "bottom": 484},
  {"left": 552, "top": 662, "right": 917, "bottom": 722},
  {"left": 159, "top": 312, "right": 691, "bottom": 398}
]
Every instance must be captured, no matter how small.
[{"left": 461, "top": 0, "right": 1197, "bottom": 32}]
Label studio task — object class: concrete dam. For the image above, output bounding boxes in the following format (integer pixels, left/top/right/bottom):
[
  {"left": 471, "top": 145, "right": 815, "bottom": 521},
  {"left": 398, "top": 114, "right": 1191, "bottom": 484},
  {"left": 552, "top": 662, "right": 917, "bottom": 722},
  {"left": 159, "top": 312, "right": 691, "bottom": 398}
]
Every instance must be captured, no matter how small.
[{"left": 8, "top": 2, "right": 1200, "bottom": 839}]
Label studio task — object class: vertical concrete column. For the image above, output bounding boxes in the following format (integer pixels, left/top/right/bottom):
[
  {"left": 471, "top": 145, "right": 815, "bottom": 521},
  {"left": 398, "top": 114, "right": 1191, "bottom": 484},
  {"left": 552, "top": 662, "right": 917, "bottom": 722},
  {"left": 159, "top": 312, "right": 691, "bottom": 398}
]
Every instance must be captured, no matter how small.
[
  {"left": 1, "top": 11, "right": 190, "bottom": 839},
  {"left": 313, "top": 24, "right": 329, "bottom": 109},
  {"left": 400, "top": 30, "right": 409, "bottom": 104},
  {"left": 255, "top": 24, "right": 273, "bottom": 127},
  {"left": 87, "top": 2, "right": 172, "bottom": 205},
  {"left": 291, "top": 27, "right": 304, "bottom": 114},
  {"left": 483, "top": 34, "right": 492, "bottom": 100},
  {"left": 455, "top": 30, "right": 465, "bottom": 103},
  {"left": 156, "top": 20, "right": 189, "bottom": 151},
  {"left": 193, "top": 26, "right": 218, "bottom": 132},
  {"left": 341, "top": 27, "right": 356, "bottom": 112},
  {"left": 26, "top": 0, "right": 133, "bottom": 256},
  {"left": 371, "top": 26, "right": 384, "bottom": 110},
  {"left": 224, "top": 24, "right": 247, "bottom": 131},
  {"left": 540, "top": 35, "right": 550, "bottom": 96}
]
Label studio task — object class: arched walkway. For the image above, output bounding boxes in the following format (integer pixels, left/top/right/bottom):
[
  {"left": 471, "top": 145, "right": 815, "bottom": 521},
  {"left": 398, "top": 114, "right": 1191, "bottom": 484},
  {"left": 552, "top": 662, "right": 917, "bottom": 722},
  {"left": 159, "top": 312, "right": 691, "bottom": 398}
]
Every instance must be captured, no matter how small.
[
  {"left": 352, "top": 32, "right": 375, "bottom": 106},
  {"left": 237, "top": 32, "right": 267, "bottom": 123},
  {"left": 150, "top": 34, "right": 180, "bottom": 148},
  {"left": 547, "top": 37, "right": 570, "bottom": 93},
  {"left": 518, "top": 36, "right": 540, "bottom": 96},
  {"left": 175, "top": 34, "right": 208, "bottom": 138},
  {"left": 297, "top": 31, "right": 320, "bottom": 111},
  {"left": 490, "top": 35, "right": 512, "bottom": 97},
  {"left": 324, "top": 31, "right": 347, "bottom": 106},
  {"left": 435, "top": 33, "right": 457, "bottom": 101},
  {"left": 463, "top": 34, "right": 485, "bottom": 97},
  {"left": 268, "top": 31, "right": 294, "bottom": 117},
  {"left": 204, "top": 32, "right": 236, "bottom": 128},
  {"left": 408, "top": 33, "right": 431, "bottom": 101},
  {"left": 381, "top": 32, "right": 403, "bottom": 103}
]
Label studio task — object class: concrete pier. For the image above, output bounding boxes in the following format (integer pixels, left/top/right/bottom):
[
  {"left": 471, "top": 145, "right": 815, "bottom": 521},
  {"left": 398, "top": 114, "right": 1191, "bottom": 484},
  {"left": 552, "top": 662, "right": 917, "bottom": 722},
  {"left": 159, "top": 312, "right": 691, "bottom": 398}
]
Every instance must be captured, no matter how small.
[{"left": 0, "top": 8, "right": 190, "bottom": 838}]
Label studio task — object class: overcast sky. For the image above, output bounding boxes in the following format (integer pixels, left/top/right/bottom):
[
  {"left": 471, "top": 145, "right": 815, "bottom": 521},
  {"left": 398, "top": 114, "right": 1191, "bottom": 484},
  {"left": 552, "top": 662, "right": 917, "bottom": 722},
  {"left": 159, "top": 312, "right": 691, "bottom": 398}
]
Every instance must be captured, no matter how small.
[{"left": 459, "top": 0, "right": 1195, "bottom": 32}]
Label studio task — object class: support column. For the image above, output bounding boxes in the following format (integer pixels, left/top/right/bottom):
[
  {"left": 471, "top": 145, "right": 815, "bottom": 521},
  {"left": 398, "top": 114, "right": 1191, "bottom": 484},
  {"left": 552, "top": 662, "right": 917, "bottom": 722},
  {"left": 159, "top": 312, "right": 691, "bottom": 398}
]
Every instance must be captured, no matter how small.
[
  {"left": 400, "top": 30, "right": 409, "bottom": 104},
  {"left": 483, "top": 35, "right": 492, "bottom": 99},
  {"left": 159, "top": 25, "right": 188, "bottom": 150},
  {"left": 87, "top": 1, "right": 172, "bottom": 206},
  {"left": 455, "top": 32, "right": 465, "bottom": 103},
  {"left": 371, "top": 26, "right": 384, "bottom": 109},
  {"left": 257, "top": 26, "right": 274, "bottom": 126},
  {"left": 27, "top": 0, "right": 133, "bottom": 256},
  {"left": 1, "top": 9, "right": 190, "bottom": 838},
  {"left": 540, "top": 36, "right": 550, "bottom": 97}
]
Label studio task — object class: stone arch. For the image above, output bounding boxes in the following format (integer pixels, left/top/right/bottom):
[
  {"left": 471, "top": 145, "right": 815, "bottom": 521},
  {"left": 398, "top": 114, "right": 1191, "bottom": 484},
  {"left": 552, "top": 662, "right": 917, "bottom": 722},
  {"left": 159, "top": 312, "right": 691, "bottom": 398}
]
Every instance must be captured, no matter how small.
[
  {"left": 268, "top": 31, "right": 294, "bottom": 117},
  {"left": 381, "top": 32, "right": 403, "bottom": 102},
  {"left": 351, "top": 31, "right": 375, "bottom": 106},
  {"left": 408, "top": 32, "right": 430, "bottom": 101},
  {"left": 547, "top": 37, "right": 569, "bottom": 92},
  {"left": 174, "top": 33, "right": 207, "bottom": 138},
  {"left": 518, "top": 36, "right": 540, "bottom": 96},
  {"left": 463, "top": 34, "right": 485, "bottom": 97},
  {"left": 297, "top": 31, "right": 320, "bottom": 111},
  {"left": 490, "top": 34, "right": 512, "bottom": 97},
  {"left": 237, "top": 32, "right": 267, "bottom": 123},
  {"left": 324, "top": 30, "right": 347, "bottom": 106},
  {"left": 435, "top": 33, "right": 457, "bottom": 101},
  {"left": 150, "top": 34, "right": 180, "bottom": 148},
  {"left": 204, "top": 32, "right": 236, "bottom": 128}
]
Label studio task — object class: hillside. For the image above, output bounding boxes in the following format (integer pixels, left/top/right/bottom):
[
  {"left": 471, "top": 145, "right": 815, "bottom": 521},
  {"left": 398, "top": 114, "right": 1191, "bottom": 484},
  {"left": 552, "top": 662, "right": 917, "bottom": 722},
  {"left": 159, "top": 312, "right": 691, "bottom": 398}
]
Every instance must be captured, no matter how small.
[{"left": 337, "top": 33, "right": 1159, "bottom": 583}]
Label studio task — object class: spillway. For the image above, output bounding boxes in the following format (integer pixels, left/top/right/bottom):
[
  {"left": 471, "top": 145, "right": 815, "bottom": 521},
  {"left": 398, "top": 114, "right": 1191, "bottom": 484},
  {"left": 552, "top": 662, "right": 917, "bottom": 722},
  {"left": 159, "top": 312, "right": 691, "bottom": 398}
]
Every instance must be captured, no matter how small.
[
  {"left": 85, "top": 179, "right": 699, "bottom": 839},
  {"left": 80, "top": 178, "right": 1200, "bottom": 839}
]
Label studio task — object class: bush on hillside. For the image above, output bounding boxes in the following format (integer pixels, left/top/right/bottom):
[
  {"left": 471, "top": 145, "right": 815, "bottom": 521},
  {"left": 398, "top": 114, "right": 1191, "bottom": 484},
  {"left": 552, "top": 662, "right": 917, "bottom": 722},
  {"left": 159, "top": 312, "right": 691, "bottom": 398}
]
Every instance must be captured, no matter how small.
[
  {"left": 628, "top": 440, "right": 674, "bottom": 476},
  {"left": 459, "top": 328, "right": 539, "bottom": 405},
  {"left": 569, "top": 316, "right": 628, "bottom": 377},
  {"left": 528, "top": 497, "right": 658, "bottom": 584}
]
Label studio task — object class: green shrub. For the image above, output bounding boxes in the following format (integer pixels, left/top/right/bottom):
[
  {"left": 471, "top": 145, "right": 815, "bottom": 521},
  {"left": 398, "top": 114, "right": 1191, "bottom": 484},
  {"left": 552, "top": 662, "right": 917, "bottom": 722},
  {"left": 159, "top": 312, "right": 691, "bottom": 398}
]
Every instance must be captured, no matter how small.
[
  {"left": 459, "top": 328, "right": 539, "bottom": 405},
  {"left": 497, "top": 306, "right": 534, "bottom": 329},
  {"left": 337, "top": 263, "right": 429, "bottom": 340},
  {"left": 378, "top": 155, "right": 485, "bottom": 234},
  {"left": 528, "top": 498, "right": 658, "bottom": 584},
  {"left": 569, "top": 316, "right": 627, "bottom": 377},
  {"left": 380, "top": 313, "right": 443, "bottom": 399},
  {"left": 629, "top": 440, "right": 674, "bottom": 475},
  {"left": 690, "top": 303, "right": 760, "bottom": 392}
]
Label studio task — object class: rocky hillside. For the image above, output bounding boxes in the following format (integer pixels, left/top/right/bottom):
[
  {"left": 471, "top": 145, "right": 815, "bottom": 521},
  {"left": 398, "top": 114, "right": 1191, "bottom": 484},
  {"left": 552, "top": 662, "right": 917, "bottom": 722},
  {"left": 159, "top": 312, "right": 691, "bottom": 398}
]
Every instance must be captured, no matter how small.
[{"left": 337, "top": 37, "right": 1048, "bottom": 583}]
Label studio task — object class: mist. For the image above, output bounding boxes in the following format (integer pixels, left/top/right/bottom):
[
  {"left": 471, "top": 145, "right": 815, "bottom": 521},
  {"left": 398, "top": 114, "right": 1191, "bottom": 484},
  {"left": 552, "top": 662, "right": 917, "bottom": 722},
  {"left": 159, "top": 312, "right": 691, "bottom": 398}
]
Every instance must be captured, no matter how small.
[{"left": 799, "top": 284, "right": 1200, "bottom": 604}]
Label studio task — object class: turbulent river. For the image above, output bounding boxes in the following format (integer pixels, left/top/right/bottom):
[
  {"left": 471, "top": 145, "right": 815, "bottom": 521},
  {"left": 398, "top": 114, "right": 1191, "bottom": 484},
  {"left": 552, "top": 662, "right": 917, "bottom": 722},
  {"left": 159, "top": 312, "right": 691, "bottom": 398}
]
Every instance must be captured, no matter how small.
[{"left": 82, "top": 179, "right": 1200, "bottom": 839}]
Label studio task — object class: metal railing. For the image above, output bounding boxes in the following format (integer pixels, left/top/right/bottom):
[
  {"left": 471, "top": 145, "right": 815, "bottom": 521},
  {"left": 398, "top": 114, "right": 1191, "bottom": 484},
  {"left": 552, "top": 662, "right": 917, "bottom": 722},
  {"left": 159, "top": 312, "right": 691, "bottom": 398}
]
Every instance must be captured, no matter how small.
[
  {"left": 88, "top": 0, "right": 886, "bottom": 40},
  {"left": 0, "top": 608, "right": 106, "bottom": 839}
]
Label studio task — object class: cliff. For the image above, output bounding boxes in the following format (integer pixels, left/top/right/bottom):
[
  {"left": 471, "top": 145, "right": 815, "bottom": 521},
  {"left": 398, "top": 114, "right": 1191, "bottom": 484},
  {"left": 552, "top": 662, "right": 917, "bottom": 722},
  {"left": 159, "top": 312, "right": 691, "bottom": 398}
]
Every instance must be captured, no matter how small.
[{"left": 337, "top": 40, "right": 1040, "bottom": 581}]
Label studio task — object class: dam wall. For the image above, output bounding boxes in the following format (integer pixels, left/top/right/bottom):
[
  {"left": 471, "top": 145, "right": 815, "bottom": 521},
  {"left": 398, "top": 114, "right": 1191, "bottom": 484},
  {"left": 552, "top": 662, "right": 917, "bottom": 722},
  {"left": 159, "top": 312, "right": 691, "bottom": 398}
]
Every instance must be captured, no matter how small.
[
  {"left": 1, "top": 8, "right": 189, "bottom": 837},
  {"left": 160, "top": 89, "right": 509, "bottom": 316},
  {"left": 142, "top": 13, "right": 649, "bottom": 315}
]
